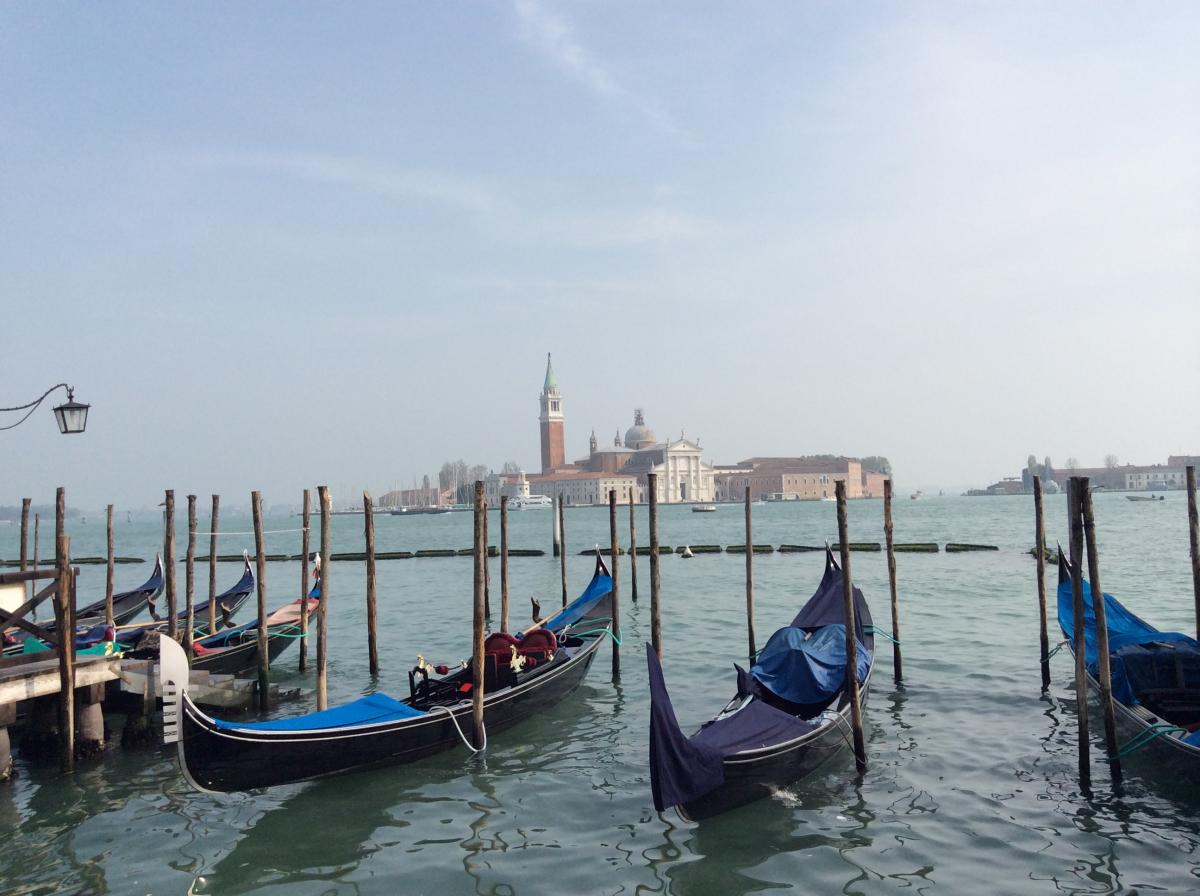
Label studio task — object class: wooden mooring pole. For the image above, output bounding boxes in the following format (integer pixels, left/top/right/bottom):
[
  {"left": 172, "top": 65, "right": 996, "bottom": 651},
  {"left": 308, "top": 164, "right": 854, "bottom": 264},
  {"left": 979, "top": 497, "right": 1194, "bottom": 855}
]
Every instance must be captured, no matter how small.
[
  {"left": 1033, "top": 477, "right": 1051, "bottom": 690},
  {"left": 55, "top": 531, "right": 74, "bottom": 772},
  {"left": 19, "top": 499, "right": 29, "bottom": 602},
  {"left": 251, "top": 491, "right": 270, "bottom": 710},
  {"left": 500, "top": 495, "right": 510, "bottom": 633},
  {"left": 317, "top": 486, "right": 331, "bottom": 711},
  {"left": 105, "top": 504, "right": 115, "bottom": 627},
  {"left": 32, "top": 513, "right": 40, "bottom": 620},
  {"left": 1080, "top": 479, "right": 1121, "bottom": 782},
  {"left": 185, "top": 495, "right": 196, "bottom": 657},
  {"left": 164, "top": 490, "right": 177, "bottom": 639},
  {"left": 364, "top": 491, "right": 379, "bottom": 677},
  {"left": 208, "top": 495, "right": 219, "bottom": 634},
  {"left": 552, "top": 496, "right": 561, "bottom": 558},
  {"left": 609, "top": 489, "right": 621, "bottom": 677},
  {"left": 884, "top": 479, "right": 903, "bottom": 683},
  {"left": 483, "top": 497, "right": 491, "bottom": 617},
  {"left": 559, "top": 496, "right": 568, "bottom": 607},
  {"left": 745, "top": 486, "right": 756, "bottom": 664},
  {"left": 835, "top": 480, "right": 867, "bottom": 774},
  {"left": 628, "top": 492, "right": 638, "bottom": 603},
  {"left": 1188, "top": 466, "right": 1200, "bottom": 640},
  {"left": 648, "top": 473, "right": 662, "bottom": 661},
  {"left": 299, "top": 489, "right": 310, "bottom": 671},
  {"left": 1067, "top": 477, "right": 1091, "bottom": 791},
  {"left": 472, "top": 481, "right": 486, "bottom": 750}
]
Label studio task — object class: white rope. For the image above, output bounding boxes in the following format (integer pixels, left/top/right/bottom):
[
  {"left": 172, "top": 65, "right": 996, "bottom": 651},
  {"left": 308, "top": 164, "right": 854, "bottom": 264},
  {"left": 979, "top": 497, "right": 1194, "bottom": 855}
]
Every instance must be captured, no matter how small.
[
  {"left": 187, "top": 528, "right": 309, "bottom": 537},
  {"left": 428, "top": 703, "right": 487, "bottom": 753}
]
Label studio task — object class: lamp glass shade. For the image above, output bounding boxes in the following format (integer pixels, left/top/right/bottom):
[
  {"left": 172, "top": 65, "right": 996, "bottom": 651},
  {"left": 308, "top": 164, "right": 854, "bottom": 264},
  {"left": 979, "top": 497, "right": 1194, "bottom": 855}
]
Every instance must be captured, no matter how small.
[{"left": 53, "top": 399, "right": 89, "bottom": 434}]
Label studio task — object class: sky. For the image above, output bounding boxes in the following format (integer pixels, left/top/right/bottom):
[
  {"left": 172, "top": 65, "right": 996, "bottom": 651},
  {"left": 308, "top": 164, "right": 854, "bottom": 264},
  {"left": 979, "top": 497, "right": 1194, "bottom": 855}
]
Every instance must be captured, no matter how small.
[{"left": 2, "top": 2, "right": 1198, "bottom": 509}]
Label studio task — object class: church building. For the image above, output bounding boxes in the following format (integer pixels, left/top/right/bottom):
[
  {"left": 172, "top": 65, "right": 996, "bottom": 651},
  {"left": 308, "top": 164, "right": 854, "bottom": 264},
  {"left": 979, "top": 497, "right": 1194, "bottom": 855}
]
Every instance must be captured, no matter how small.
[{"left": 526, "top": 355, "right": 716, "bottom": 505}]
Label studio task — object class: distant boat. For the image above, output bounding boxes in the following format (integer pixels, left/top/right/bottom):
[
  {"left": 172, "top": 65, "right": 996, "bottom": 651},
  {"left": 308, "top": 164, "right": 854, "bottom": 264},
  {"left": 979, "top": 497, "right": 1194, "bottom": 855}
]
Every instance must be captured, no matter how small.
[
  {"left": 910, "top": 490, "right": 923, "bottom": 501},
  {"left": 390, "top": 506, "right": 451, "bottom": 516},
  {"left": 691, "top": 504, "right": 717, "bottom": 513},
  {"left": 510, "top": 495, "right": 553, "bottom": 510},
  {"left": 820, "top": 496, "right": 836, "bottom": 503},
  {"left": 1126, "top": 495, "right": 1165, "bottom": 502}
]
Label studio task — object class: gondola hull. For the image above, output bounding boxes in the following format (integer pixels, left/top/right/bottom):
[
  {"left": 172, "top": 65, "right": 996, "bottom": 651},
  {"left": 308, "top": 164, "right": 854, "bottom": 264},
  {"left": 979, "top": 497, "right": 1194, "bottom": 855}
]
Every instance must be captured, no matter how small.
[
  {"left": 679, "top": 681, "right": 872, "bottom": 821},
  {"left": 191, "top": 627, "right": 300, "bottom": 677},
  {"left": 173, "top": 621, "right": 605, "bottom": 792}
]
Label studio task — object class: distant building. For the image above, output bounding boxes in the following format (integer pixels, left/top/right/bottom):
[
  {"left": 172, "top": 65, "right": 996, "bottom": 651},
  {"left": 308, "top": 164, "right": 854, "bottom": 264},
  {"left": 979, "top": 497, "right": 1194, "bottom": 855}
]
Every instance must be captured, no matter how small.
[
  {"left": 484, "top": 470, "right": 532, "bottom": 508},
  {"left": 379, "top": 486, "right": 446, "bottom": 509},
  {"left": 1125, "top": 466, "right": 1186, "bottom": 490},
  {"left": 714, "top": 457, "right": 880, "bottom": 501},
  {"left": 526, "top": 357, "right": 716, "bottom": 503}
]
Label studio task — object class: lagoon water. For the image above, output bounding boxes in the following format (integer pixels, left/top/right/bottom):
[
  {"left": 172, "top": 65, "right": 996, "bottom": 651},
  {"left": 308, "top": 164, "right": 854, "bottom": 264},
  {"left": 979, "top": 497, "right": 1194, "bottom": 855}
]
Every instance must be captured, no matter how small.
[{"left": 2, "top": 493, "right": 1199, "bottom": 895}]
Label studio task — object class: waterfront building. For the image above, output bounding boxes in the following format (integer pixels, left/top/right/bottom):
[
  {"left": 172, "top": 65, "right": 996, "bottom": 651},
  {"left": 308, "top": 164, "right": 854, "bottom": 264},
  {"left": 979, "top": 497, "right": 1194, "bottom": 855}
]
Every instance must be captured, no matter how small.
[
  {"left": 484, "top": 470, "right": 532, "bottom": 508},
  {"left": 713, "top": 457, "right": 882, "bottom": 501}
]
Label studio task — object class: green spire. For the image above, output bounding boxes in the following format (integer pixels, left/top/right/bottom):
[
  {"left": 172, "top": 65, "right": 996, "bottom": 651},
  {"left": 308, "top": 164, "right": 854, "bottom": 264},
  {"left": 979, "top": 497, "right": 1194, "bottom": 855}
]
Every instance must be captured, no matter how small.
[{"left": 544, "top": 353, "right": 558, "bottom": 394}]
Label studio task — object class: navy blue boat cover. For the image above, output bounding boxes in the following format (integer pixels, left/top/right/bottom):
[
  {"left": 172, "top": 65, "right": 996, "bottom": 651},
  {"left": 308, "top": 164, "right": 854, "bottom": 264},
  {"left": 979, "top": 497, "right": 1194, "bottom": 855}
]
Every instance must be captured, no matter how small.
[
  {"left": 1057, "top": 563, "right": 1200, "bottom": 707},
  {"left": 648, "top": 548, "right": 871, "bottom": 812},
  {"left": 751, "top": 624, "right": 870, "bottom": 706}
]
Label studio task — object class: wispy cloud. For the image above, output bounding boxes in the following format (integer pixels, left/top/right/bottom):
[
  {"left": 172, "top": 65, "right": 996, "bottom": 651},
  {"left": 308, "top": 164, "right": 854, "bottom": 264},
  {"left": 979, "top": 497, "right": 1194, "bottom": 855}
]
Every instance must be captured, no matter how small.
[{"left": 513, "top": 0, "right": 690, "bottom": 142}]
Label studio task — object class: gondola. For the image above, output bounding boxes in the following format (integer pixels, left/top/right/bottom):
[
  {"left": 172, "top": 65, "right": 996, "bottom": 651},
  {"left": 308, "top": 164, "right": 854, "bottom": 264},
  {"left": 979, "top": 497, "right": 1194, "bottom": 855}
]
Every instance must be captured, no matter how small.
[
  {"left": 160, "top": 554, "right": 615, "bottom": 793},
  {"left": 1057, "top": 555, "right": 1200, "bottom": 774},
  {"left": 647, "top": 546, "right": 873, "bottom": 820},
  {"left": 74, "top": 554, "right": 255, "bottom": 650},
  {"left": 2, "top": 556, "right": 165, "bottom": 656}
]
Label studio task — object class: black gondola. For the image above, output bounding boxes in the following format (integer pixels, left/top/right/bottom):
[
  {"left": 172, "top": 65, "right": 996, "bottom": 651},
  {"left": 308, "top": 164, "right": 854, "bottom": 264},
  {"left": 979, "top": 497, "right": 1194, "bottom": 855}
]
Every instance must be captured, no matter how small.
[
  {"left": 77, "top": 554, "right": 165, "bottom": 627},
  {"left": 647, "top": 547, "right": 873, "bottom": 820},
  {"left": 160, "top": 555, "right": 614, "bottom": 793},
  {"left": 75, "top": 554, "right": 255, "bottom": 650},
  {"left": 1058, "top": 555, "right": 1200, "bottom": 776}
]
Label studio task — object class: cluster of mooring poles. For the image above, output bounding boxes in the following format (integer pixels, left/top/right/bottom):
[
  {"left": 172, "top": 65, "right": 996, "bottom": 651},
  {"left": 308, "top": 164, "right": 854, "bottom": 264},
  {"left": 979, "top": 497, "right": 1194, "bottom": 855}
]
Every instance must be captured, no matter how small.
[{"left": 1031, "top": 466, "right": 1200, "bottom": 790}]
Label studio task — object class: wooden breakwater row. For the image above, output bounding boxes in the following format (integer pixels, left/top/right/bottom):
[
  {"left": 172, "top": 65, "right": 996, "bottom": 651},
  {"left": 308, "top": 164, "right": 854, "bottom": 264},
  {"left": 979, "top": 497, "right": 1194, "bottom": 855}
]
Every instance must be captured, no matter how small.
[{"left": 1, "top": 542, "right": 1005, "bottom": 568}]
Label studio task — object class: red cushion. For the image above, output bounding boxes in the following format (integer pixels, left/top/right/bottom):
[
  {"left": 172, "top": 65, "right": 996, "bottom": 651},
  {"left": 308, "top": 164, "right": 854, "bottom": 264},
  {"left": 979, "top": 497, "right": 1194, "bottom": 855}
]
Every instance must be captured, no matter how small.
[{"left": 485, "top": 632, "right": 520, "bottom": 655}]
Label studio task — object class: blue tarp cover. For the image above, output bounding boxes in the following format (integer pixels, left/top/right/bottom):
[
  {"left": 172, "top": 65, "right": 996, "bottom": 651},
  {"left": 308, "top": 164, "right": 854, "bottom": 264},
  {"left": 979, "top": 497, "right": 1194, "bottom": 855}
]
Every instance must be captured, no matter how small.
[
  {"left": 540, "top": 566, "right": 613, "bottom": 631},
  {"left": 751, "top": 624, "right": 871, "bottom": 707},
  {"left": 1058, "top": 572, "right": 1200, "bottom": 706},
  {"left": 213, "top": 693, "right": 426, "bottom": 732}
]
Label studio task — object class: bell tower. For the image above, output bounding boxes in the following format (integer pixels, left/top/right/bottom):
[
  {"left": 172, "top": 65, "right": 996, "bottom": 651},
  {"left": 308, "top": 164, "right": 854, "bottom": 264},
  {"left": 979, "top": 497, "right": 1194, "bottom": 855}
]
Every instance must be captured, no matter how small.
[{"left": 539, "top": 353, "right": 565, "bottom": 472}]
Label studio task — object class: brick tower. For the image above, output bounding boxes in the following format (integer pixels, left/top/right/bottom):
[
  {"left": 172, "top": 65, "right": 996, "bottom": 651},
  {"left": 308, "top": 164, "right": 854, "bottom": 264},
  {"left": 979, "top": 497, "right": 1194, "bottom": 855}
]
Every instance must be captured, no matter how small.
[{"left": 539, "top": 353, "right": 564, "bottom": 472}]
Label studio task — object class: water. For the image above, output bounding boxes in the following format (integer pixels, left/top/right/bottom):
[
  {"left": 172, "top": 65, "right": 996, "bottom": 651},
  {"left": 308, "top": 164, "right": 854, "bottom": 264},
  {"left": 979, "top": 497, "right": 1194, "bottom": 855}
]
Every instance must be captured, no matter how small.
[{"left": 2, "top": 493, "right": 1200, "bottom": 895}]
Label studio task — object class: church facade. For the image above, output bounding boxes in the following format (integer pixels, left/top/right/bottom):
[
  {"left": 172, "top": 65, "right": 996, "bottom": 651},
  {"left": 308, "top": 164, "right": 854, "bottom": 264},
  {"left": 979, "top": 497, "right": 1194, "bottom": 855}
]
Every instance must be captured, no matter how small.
[{"left": 527, "top": 356, "right": 716, "bottom": 505}]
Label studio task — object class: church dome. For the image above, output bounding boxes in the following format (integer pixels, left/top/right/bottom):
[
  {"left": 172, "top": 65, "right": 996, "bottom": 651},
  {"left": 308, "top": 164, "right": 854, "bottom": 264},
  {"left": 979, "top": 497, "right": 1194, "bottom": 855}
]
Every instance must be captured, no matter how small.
[{"left": 624, "top": 409, "right": 657, "bottom": 450}]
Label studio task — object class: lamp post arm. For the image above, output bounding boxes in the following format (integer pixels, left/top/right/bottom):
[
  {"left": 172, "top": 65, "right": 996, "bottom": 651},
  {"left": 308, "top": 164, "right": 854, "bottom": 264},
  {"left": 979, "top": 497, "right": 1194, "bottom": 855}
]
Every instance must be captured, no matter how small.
[{"left": 0, "top": 384, "right": 71, "bottom": 432}]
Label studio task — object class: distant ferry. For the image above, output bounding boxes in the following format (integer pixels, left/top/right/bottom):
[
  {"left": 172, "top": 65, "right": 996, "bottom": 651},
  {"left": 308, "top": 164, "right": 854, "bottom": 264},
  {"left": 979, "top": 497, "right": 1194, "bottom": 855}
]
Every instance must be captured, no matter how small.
[
  {"left": 510, "top": 495, "right": 553, "bottom": 510},
  {"left": 691, "top": 504, "right": 717, "bottom": 513}
]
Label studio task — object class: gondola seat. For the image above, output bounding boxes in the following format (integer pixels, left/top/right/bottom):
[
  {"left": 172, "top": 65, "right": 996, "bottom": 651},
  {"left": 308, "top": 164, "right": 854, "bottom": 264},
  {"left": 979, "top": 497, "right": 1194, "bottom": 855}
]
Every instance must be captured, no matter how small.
[
  {"left": 484, "top": 632, "right": 522, "bottom": 689},
  {"left": 518, "top": 628, "right": 558, "bottom": 665}
]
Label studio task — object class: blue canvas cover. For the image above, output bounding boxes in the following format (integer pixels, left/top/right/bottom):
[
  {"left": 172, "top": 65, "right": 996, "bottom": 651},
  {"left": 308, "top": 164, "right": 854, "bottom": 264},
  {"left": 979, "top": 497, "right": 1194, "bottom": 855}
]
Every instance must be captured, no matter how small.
[
  {"left": 790, "top": 550, "right": 872, "bottom": 645},
  {"left": 1057, "top": 559, "right": 1200, "bottom": 706},
  {"left": 540, "top": 557, "right": 613, "bottom": 631},
  {"left": 213, "top": 693, "right": 425, "bottom": 732},
  {"left": 750, "top": 624, "right": 871, "bottom": 707}
]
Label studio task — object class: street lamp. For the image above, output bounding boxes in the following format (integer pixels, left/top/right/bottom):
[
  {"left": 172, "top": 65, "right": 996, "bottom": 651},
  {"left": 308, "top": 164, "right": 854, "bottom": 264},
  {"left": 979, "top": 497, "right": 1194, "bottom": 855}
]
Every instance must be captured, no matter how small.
[
  {"left": 0, "top": 383, "right": 91, "bottom": 434},
  {"left": 52, "top": 388, "right": 90, "bottom": 434}
]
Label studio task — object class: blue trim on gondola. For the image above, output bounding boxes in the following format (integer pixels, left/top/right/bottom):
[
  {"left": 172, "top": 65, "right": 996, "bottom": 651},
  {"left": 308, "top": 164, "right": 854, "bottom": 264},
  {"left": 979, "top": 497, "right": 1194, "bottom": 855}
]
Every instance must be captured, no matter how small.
[{"left": 212, "top": 693, "right": 426, "bottom": 732}]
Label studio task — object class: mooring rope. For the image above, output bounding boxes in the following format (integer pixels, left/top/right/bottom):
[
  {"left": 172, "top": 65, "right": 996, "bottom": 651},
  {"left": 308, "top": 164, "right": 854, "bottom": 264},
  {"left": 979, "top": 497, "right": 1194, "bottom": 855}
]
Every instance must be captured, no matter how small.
[
  {"left": 1046, "top": 639, "right": 1070, "bottom": 659},
  {"left": 569, "top": 627, "right": 623, "bottom": 645},
  {"left": 865, "top": 625, "right": 899, "bottom": 645},
  {"left": 428, "top": 704, "right": 487, "bottom": 754},
  {"left": 1106, "top": 723, "right": 1186, "bottom": 761}
]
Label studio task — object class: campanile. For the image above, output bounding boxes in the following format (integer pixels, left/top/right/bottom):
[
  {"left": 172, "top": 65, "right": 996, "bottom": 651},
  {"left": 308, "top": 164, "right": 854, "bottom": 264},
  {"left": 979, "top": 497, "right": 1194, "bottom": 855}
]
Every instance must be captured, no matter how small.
[{"left": 539, "top": 353, "right": 565, "bottom": 472}]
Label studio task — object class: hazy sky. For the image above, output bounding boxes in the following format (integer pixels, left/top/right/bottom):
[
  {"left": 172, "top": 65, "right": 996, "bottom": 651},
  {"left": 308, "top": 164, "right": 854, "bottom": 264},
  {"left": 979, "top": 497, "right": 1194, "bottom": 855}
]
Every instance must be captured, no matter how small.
[{"left": 3, "top": 2, "right": 1197, "bottom": 509}]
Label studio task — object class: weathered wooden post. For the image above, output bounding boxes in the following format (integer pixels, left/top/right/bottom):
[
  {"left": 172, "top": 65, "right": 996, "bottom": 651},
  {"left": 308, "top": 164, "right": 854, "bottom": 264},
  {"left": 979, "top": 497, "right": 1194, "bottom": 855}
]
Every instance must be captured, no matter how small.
[
  {"left": 559, "top": 495, "right": 568, "bottom": 607},
  {"left": 835, "top": 480, "right": 867, "bottom": 774},
  {"left": 1033, "top": 477, "right": 1051, "bottom": 690},
  {"left": 164, "top": 490, "right": 177, "bottom": 639},
  {"left": 208, "top": 495, "right": 219, "bottom": 634},
  {"left": 500, "top": 495, "right": 510, "bottom": 633},
  {"left": 19, "top": 498, "right": 29, "bottom": 601},
  {"left": 552, "top": 495, "right": 561, "bottom": 557},
  {"left": 483, "top": 495, "right": 491, "bottom": 617},
  {"left": 745, "top": 486, "right": 756, "bottom": 663},
  {"left": 251, "top": 491, "right": 270, "bottom": 710},
  {"left": 105, "top": 504, "right": 115, "bottom": 627},
  {"left": 32, "top": 513, "right": 40, "bottom": 620},
  {"left": 317, "top": 486, "right": 331, "bottom": 711},
  {"left": 609, "top": 489, "right": 621, "bottom": 677},
  {"left": 55, "top": 531, "right": 75, "bottom": 772},
  {"left": 883, "top": 479, "right": 903, "bottom": 683},
  {"left": 56, "top": 489, "right": 66, "bottom": 636},
  {"left": 472, "top": 480, "right": 486, "bottom": 749},
  {"left": 1080, "top": 479, "right": 1121, "bottom": 781},
  {"left": 185, "top": 495, "right": 196, "bottom": 656},
  {"left": 648, "top": 473, "right": 662, "bottom": 661},
  {"left": 364, "top": 490, "right": 379, "bottom": 677},
  {"left": 1188, "top": 466, "right": 1200, "bottom": 639},
  {"left": 1067, "top": 477, "right": 1091, "bottom": 791},
  {"left": 628, "top": 492, "right": 639, "bottom": 603},
  {"left": 299, "top": 489, "right": 310, "bottom": 671}
]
